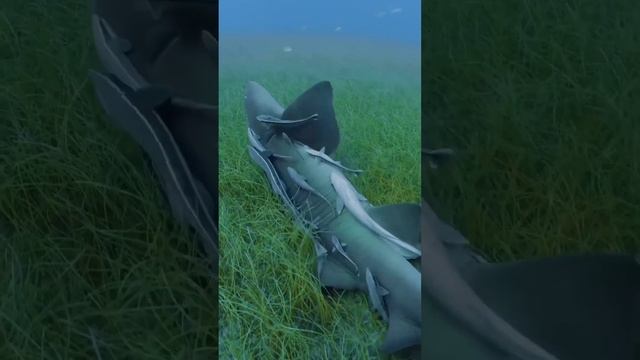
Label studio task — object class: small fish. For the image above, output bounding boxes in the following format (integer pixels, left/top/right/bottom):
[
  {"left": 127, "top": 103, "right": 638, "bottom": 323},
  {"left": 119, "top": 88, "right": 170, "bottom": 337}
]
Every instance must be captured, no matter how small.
[
  {"left": 287, "top": 167, "right": 332, "bottom": 207},
  {"left": 330, "top": 170, "right": 421, "bottom": 258},
  {"left": 331, "top": 235, "right": 359, "bottom": 274},
  {"left": 257, "top": 113, "right": 318, "bottom": 127},
  {"left": 303, "top": 146, "right": 363, "bottom": 174},
  {"left": 365, "top": 268, "right": 388, "bottom": 321}
]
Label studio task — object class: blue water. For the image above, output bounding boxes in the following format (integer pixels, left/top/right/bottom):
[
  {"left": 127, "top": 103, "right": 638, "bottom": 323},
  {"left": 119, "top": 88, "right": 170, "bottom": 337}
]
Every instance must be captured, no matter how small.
[{"left": 219, "top": 0, "right": 421, "bottom": 47}]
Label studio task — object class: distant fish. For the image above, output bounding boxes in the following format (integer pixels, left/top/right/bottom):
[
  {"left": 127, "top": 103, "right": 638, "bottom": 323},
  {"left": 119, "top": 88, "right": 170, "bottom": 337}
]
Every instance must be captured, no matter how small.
[
  {"left": 390, "top": 8, "right": 403, "bottom": 14},
  {"left": 300, "top": 25, "right": 308, "bottom": 31},
  {"left": 283, "top": 46, "right": 293, "bottom": 53},
  {"left": 335, "top": 26, "right": 342, "bottom": 32}
]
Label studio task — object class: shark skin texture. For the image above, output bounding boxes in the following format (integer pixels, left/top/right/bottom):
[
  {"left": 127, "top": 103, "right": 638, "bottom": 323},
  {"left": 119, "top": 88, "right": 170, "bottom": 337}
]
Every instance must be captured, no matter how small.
[
  {"left": 245, "top": 81, "right": 422, "bottom": 354},
  {"left": 422, "top": 152, "right": 640, "bottom": 359},
  {"left": 89, "top": 0, "right": 218, "bottom": 267}
]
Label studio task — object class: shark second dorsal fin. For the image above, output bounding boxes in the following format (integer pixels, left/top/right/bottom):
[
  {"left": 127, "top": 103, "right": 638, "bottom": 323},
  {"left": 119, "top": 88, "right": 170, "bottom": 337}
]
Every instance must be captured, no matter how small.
[{"left": 280, "top": 81, "right": 340, "bottom": 155}]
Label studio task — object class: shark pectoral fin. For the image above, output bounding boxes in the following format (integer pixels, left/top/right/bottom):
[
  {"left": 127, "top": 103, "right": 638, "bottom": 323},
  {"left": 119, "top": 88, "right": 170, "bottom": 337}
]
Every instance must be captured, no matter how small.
[
  {"left": 280, "top": 81, "right": 340, "bottom": 155},
  {"left": 368, "top": 203, "right": 421, "bottom": 249},
  {"left": 318, "top": 256, "right": 360, "bottom": 290},
  {"left": 381, "top": 311, "right": 421, "bottom": 353}
]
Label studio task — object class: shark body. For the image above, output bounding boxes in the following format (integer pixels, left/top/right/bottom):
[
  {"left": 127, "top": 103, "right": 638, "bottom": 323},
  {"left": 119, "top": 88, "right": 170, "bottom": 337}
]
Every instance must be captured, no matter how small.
[{"left": 245, "top": 81, "right": 421, "bottom": 353}]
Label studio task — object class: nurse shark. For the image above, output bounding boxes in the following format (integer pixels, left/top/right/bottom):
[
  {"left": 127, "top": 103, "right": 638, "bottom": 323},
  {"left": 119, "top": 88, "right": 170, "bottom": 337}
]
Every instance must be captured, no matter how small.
[{"left": 245, "top": 81, "right": 422, "bottom": 353}]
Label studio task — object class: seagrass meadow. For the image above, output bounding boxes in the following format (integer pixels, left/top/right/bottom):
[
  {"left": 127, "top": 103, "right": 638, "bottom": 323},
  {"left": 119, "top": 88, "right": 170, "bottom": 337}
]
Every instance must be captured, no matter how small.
[
  {"left": 424, "top": 1, "right": 640, "bottom": 263},
  {"left": 218, "top": 36, "right": 421, "bottom": 359},
  {"left": 0, "top": 1, "right": 216, "bottom": 358},
  {"left": 423, "top": 2, "right": 640, "bottom": 358}
]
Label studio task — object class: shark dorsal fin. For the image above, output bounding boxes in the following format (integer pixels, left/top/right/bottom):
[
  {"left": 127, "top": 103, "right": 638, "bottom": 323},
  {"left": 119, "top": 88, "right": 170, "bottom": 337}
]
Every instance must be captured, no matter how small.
[{"left": 280, "top": 81, "right": 340, "bottom": 155}]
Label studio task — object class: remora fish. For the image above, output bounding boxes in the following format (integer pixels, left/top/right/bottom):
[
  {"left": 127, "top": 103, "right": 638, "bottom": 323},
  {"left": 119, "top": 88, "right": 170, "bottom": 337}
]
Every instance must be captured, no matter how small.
[
  {"left": 303, "top": 145, "right": 363, "bottom": 174},
  {"left": 245, "top": 80, "right": 421, "bottom": 354},
  {"left": 330, "top": 170, "right": 421, "bottom": 259}
]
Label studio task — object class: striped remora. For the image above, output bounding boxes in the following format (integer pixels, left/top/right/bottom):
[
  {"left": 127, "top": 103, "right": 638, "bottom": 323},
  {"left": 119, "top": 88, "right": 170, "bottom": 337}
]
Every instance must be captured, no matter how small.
[
  {"left": 303, "top": 145, "right": 363, "bottom": 174},
  {"left": 330, "top": 170, "right": 421, "bottom": 259}
]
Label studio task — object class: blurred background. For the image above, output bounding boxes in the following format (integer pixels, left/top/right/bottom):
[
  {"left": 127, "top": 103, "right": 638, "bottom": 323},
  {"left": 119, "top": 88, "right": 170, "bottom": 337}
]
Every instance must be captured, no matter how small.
[
  {"left": 219, "top": 0, "right": 420, "bottom": 84},
  {"left": 220, "top": 0, "right": 419, "bottom": 46}
]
